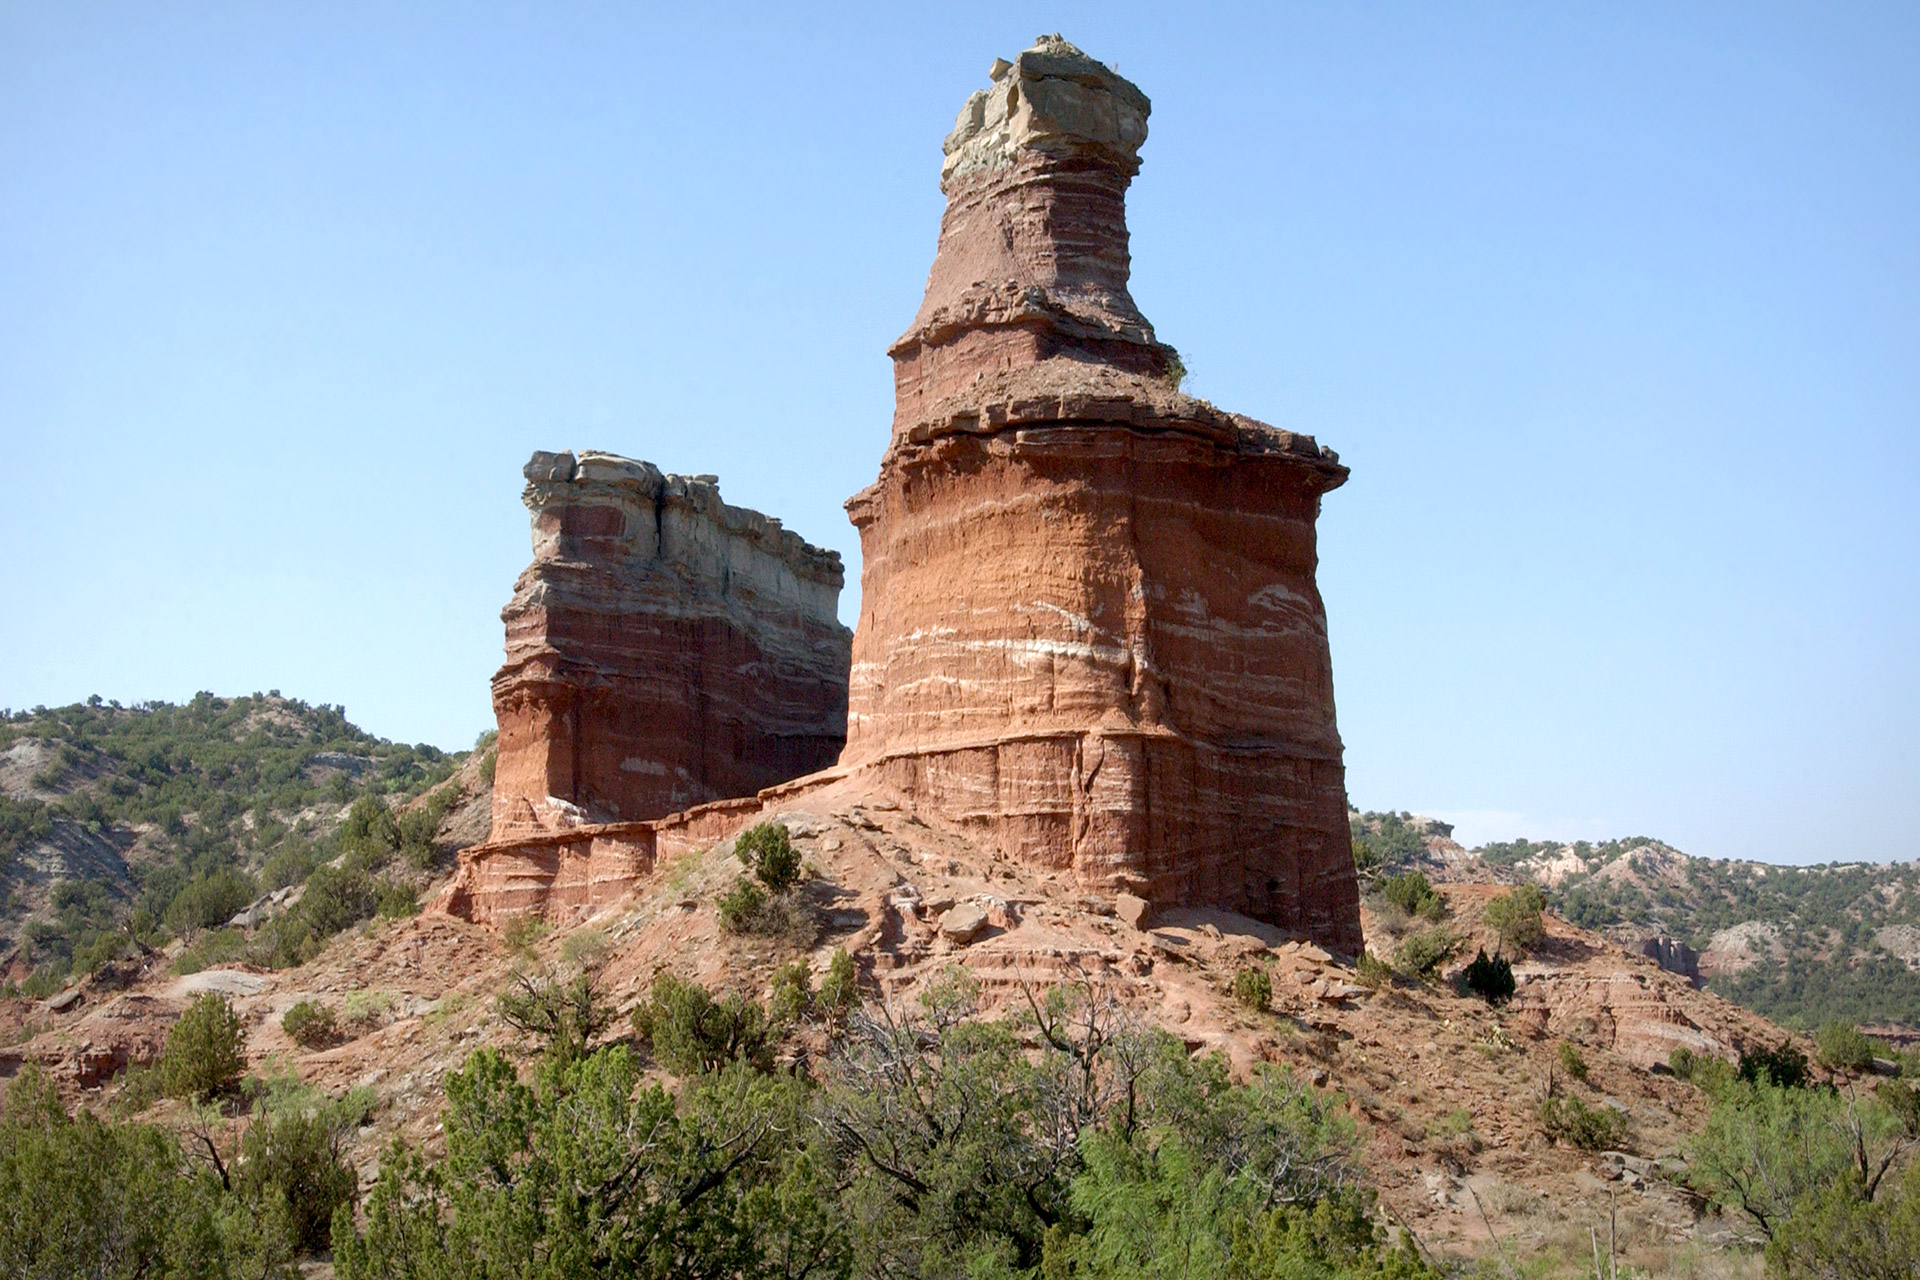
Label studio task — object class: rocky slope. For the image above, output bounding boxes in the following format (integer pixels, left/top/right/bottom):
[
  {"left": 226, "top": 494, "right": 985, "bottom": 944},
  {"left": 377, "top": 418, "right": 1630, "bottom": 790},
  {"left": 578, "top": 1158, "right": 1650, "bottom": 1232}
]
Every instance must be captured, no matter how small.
[
  {"left": 1354, "top": 809, "right": 1920, "bottom": 1037},
  {"left": 4, "top": 787, "right": 1816, "bottom": 1273},
  {"left": 0, "top": 696, "right": 469, "bottom": 990}
]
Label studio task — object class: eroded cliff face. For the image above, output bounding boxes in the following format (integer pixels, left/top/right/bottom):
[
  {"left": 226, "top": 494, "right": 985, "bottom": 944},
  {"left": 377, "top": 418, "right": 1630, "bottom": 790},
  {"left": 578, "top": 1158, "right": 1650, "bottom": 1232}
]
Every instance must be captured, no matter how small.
[
  {"left": 843, "top": 36, "right": 1361, "bottom": 952},
  {"left": 488, "top": 451, "right": 851, "bottom": 842}
]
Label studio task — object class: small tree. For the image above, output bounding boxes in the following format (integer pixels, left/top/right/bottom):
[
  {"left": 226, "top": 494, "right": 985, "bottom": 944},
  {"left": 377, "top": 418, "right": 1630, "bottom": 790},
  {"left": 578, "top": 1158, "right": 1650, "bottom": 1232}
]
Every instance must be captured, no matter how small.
[
  {"left": 769, "top": 960, "right": 814, "bottom": 1025},
  {"left": 1741, "top": 1042, "right": 1811, "bottom": 1090},
  {"left": 1557, "top": 1040, "right": 1590, "bottom": 1083},
  {"left": 496, "top": 969, "right": 610, "bottom": 1065},
  {"left": 630, "top": 973, "right": 774, "bottom": 1076},
  {"left": 235, "top": 1107, "right": 357, "bottom": 1255},
  {"left": 1350, "top": 839, "right": 1382, "bottom": 884},
  {"left": 817, "top": 947, "right": 860, "bottom": 1031},
  {"left": 1395, "top": 924, "right": 1460, "bottom": 978},
  {"left": 281, "top": 1000, "right": 340, "bottom": 1050},
  {"left": 159, "top": 992, "right": 247, "bottom": 1102},
  {"left": 717, "top": 879, "right": 768, "bottom": 933},
  {"left": 1539, "top": 1092, "right": 1628, "bottom": 1150},
  {"left": 735, "top": 822, "right": 801, "bottom": 893},
  {"left": 1462, "top": 948, "right": 1514, "bottom": 1004},
  {"left": 1380, "top": 872, "right": 1445, "bottom": 922},
  {"left": 1484, "top": 885, "right": 1547, "bottom": 955}
]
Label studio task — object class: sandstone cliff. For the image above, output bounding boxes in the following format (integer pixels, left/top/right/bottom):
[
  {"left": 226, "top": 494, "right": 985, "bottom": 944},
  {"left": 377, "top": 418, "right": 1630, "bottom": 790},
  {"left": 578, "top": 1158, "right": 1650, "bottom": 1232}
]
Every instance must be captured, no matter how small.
[
  {"left": 842, "top": 37, "right": 1361, "bottom": 952},
  {"left": 487, "top": 450, "right": 851, "bottom": 842}
]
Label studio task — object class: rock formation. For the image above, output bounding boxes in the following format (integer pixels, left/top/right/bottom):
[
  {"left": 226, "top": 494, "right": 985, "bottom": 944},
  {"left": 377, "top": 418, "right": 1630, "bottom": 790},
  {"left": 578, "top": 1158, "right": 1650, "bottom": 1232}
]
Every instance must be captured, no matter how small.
[
  {"left": 487, "top": 450, "right": 850, "bottom": 841},
  {"left": 447, "top": 450, "right": 851, "bottom": 921},
  {"left": 841, "top": 36, "right": 1361, "bottom": 952}
]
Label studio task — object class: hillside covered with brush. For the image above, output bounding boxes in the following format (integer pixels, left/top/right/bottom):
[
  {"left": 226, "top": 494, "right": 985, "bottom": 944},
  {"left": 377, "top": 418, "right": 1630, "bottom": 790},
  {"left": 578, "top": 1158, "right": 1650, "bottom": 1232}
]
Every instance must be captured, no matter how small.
[
  {"left": 1353, "top": 810, "right": 1920, "bottom": 1034},
  {"left": 0, "top": 694, "right": 489, "bottom": 996}
]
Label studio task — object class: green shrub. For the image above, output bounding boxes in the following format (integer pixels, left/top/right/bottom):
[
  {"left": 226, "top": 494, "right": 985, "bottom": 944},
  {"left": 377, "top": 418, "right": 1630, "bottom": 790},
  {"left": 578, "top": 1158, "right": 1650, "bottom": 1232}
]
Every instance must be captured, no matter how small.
[
  {"left": 1686, "top": 1078, "right": 1908, "bottom": 1241},
  {"left": 163, "top": 869, "right": 257, "bottom": 935},
  {"left": 0, "top": 1066, "right": 227, "bottom": 1275},
  {"left": 339, "top": 795, "right": 400, "bottom": 867},
  {"left": 1558, "top": 1040, "right": 1590, "bottom": 1083},
  {"left": 735, "top": 822, "right": 801, "bottom": 893},
  {"left": 1877, "top": 1078, "right": 1920, "bottom": 1136},
  {"left": 372, "top": 878, "right": 417, "bottom": 919},
  {"left": 1354, "top": 950, "right": 1392, "bottom": 990},
  {"left": 1380, "top": 871, "right": 1445, "bottom": 921},
  {"left": 1462, "top": 948, "right": 1515, "bottom": 1003},
  {"left": 557, "top": 927, "right": 609, "bottom": 969},
  {"left": 497, "top": 969, "right": 610, "bottom": 1065},
  {"left": 717, "top": 878, "right": 768, "bottom": 932},
  {"left": 1231, "top": 966, "right": 1273, "bottom": 1012},
  {"left": 500, "top": 913, "right": 547, "bottom": 955},
  {"left": 281, "top": 1000, "right": 340, "bottom": 1050},
  {"left": 159, "top": 992, "right": 246, "bottom": 1102},
  {"left": 1815, "top": 1019, "right": 1877, "bottom": 1072},
  {"left": 1766, "top": 1157, "right": 1920, "bottom": 1279},
  {"left": 716, "top": 876, "right": 816, "bottom": 942},
  {"left": 235, "top": 1107, "right": 356, "bottom": 1255},
  {"left": 396, "top": 804, "right": 443, "bottom": 871},
  {"left": 630, "top": 973, "right": 774, "bottom": 1076},
  {"left": 260, "top": 838, "right": 320, "bottom": 891},
  {"left": 173, "top": 927, "right": 247, "bottom": 976},
  {"left": 1483, "top": 884, "right": 1547, "bottom": 955},
  {"left": 70, "top": 929, "right": 128, "bottom": 977},
  {"left": 1351, "top": 840, "right": 1382, "bottom": 882},
  {"left": 342, "top": 988, "right": 393, "bottom": 1034},
  {"left": 1539, "top": 1092, "right": 1628, "bottom": 1150},
  {"left": 1670, "top": 1046, "right": 1736, "bottom": 1093},
  {"left": 296, "top": 863, "right": 377, "bottom": 937},
  {"left": 769, "top": 959, "right": 814, "bottom": 1025},
  {"left": 817, "top": 947, "right": 860, "bottom": 1028},
  {"left": 1740, "top": 1041, "right": 1811, "bottom": 1089},
  {"left": 1394, "top": 924, "right": 1460, "bottom": 978}
]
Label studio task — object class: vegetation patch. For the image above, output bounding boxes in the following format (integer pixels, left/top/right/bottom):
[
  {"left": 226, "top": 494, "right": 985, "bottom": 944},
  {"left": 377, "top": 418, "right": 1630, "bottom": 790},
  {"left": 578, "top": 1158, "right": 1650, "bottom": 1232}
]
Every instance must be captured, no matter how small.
[{"left": 1461, "top": 948, "right": 1515, "bottom": 1004}]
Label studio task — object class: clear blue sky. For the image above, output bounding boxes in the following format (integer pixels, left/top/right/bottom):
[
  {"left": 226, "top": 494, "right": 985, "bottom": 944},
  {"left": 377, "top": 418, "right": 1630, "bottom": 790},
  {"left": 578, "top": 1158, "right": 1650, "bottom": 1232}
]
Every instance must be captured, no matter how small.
[{"left": 3, "top": 3, "right": 1915, "bottom": 864}]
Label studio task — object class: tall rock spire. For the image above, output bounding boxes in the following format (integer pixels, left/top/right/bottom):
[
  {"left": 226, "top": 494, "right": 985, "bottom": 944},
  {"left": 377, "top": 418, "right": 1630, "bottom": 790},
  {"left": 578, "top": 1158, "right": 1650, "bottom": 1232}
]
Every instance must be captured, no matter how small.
[{"left": 843, "top": 37, "right": 1363, "bottom": 953}]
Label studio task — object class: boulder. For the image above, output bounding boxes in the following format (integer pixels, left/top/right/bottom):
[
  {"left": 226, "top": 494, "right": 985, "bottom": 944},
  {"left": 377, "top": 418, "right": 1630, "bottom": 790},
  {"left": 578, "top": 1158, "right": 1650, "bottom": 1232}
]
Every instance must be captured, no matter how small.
[{"left": 939, "top": 902, "right": 991, "bottom": 943}]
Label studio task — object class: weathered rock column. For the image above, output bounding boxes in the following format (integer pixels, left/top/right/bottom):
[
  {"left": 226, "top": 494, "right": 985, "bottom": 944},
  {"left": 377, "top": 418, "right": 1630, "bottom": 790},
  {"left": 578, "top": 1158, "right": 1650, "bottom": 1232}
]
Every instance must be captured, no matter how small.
[
  {"left": 842, "top": 36, "right": 1361, "bottom": 952},
  {"left": 489, "top": 450, "right": 851, "bottom": 840}
]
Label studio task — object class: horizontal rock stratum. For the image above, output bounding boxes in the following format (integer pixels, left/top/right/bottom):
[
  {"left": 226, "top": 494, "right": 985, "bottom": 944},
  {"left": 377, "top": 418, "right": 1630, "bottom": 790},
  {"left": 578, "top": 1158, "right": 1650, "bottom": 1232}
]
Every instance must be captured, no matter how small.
[{"left": 843, "top": 36, "right": 1362, "bottom": 952}]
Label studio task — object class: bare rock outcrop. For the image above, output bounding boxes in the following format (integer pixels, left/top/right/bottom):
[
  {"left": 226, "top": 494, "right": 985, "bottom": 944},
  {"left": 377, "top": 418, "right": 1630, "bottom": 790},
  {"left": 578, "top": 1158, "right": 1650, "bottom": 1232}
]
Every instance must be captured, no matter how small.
[
  {"left": 841, "top": 37, "right": 1361, "bottom": 953},
  {"left": 488, "top": 450, "right": 851, "bottom": 840},
  {"left": 447, "top": 451, "right": 851, "bottom": 922}
]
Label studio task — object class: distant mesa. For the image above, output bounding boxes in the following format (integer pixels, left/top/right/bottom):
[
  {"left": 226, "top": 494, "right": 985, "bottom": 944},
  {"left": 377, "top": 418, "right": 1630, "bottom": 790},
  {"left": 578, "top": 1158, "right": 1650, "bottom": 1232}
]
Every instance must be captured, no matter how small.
[{"left": 445, "top": 36, "right": 1361, "bottom": 953}]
